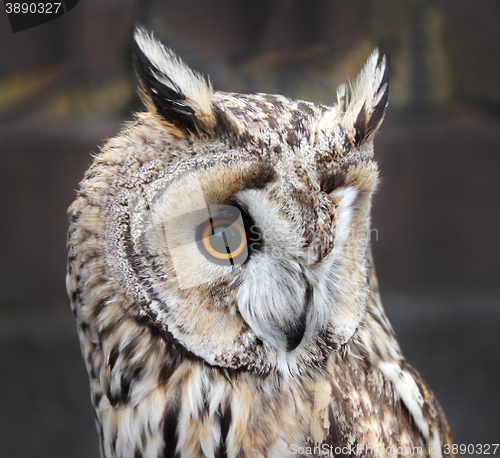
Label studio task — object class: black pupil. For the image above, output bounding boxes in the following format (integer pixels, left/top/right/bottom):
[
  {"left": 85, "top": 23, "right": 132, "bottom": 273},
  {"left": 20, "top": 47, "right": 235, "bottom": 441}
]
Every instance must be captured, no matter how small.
[{"left": 209, "top": 222, "right": 241, "bottom": 254}]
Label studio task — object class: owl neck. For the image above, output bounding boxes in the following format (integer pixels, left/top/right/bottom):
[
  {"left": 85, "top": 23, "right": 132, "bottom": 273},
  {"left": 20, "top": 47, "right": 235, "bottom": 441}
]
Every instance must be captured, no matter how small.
[{"left": 344, "top": 249, "right": 403, "bottom": 365}]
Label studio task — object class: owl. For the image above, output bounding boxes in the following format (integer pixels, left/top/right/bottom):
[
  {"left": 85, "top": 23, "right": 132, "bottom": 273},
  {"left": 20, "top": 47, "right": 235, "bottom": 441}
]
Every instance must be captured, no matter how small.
[{"left": 67, "top": 28, "right": 453, "bottom": 458}]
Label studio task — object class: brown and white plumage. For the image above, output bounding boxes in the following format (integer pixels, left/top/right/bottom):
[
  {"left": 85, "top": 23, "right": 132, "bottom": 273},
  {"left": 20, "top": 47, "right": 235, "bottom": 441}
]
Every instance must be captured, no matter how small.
[{"left": 67, "top": 28, "right": 453, "bottom": 458}]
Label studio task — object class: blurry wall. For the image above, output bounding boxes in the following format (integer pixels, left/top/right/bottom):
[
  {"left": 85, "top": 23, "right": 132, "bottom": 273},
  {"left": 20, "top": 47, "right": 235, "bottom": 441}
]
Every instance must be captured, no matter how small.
[{"left": 0, "top": 0, "right": 499, "bottom": 456}]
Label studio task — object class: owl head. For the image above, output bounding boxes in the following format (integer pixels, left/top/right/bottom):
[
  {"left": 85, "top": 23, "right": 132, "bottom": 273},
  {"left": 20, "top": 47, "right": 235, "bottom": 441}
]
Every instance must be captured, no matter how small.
[{"left": 94, "top": 28, "right": 389, "bottom": 376}]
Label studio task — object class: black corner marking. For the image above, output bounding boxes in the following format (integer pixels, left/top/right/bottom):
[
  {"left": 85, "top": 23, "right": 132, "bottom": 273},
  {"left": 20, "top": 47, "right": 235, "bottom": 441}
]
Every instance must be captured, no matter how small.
[
  {"left": 64, "top": 0, "right": 78, "bottom": 11},
  {"left": 6, "top": 1, "right": 79, "bottom": 33}
]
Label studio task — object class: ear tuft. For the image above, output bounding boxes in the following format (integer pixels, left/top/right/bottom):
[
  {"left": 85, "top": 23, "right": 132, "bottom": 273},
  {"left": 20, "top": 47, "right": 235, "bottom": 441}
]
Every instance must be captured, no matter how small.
[
  {"left": 343, "top": 49, "right": 389, "bottom": 145},
  {"left": 132, "top": 27, "right": 217, "bottom": 139},
  {"left": 318, "top": 49, "right": 389, "bottom": 147}
]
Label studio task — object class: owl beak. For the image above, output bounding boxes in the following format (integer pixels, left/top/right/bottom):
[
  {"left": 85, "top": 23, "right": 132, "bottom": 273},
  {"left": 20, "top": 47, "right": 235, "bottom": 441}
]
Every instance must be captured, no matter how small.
[{"left": 284, "top": 281, "right": 312, "bottom": 352}]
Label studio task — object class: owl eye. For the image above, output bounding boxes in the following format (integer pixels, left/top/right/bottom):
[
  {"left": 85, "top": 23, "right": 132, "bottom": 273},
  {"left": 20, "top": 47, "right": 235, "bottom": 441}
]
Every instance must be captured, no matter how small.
[{"left": 196, "top": 217, "right": 248, "bottom": 265}]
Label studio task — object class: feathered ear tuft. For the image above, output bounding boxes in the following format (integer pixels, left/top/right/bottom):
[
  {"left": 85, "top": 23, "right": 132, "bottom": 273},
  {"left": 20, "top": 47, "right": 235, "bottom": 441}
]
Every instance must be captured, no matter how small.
[
  {"left": 132, "top": 27, "right": 217, "bottom": 139},
  {"left": 318, "top": 50, "right": 389, "bottom": 146}
]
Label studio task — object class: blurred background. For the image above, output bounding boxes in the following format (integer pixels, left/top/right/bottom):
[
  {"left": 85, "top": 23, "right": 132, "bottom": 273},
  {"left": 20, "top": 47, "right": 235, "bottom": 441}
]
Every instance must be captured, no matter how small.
[{"left": 1, "top": 0, "right": 499, "bottom": 456}]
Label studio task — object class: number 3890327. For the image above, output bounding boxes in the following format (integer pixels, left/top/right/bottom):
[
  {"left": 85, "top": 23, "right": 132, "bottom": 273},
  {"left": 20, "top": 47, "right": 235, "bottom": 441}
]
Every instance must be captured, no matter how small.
[{"left": 5, "top": 3, "right": 62, "bottom": 14}]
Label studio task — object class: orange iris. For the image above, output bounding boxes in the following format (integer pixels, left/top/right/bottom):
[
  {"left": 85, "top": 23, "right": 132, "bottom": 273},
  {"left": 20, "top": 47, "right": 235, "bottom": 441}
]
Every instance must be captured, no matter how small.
[{"left": 201, "top": 218, "right": 247, "bottom": 261}]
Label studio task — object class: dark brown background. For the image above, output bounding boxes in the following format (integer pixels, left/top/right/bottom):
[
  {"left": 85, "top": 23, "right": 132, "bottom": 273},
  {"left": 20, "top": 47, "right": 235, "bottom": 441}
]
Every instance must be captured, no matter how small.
[{"left": 1, "top": 1, "right": 499, "bottom": 457}]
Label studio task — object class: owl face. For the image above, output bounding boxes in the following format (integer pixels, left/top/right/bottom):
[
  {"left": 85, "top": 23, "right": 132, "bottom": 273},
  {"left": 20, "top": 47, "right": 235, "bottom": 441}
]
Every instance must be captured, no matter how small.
[{"left": 90, "top": 29, "right": 388, "bottom": 376}]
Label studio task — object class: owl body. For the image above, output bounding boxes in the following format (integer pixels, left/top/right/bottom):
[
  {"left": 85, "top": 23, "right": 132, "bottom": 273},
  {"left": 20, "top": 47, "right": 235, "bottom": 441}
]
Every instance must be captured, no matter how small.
[{"left": 67, "top": 29, "right": 453, "bottom": 458}]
